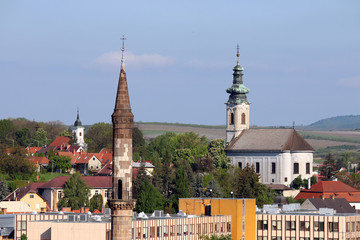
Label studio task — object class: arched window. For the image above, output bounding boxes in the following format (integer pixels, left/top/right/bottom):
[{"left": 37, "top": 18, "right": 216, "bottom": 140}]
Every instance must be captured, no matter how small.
[
  {"left": 79, "top": 132, "right": 82, "bottom": 137},
  {"left": 230, "top": 113, "right": 234, "bottom": 125},
  {"left": 118, "top": 180, "right": 122, "bottom": 199},
  {"left": 241, "top": 113, "right": 246, "bottom": 124}
]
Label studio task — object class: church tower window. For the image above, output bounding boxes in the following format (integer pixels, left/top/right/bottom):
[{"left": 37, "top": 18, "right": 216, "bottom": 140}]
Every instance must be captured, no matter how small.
[
  {"left": 241, "top": 113, "right": 246, "bottom": 124},
  {"left": 230, "top": 113, "right": 234, "bottom": 125}
]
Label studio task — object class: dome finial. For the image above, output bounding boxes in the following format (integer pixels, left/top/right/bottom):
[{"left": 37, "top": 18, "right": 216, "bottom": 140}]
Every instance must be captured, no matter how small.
[
  {"left": 120, "top": 35, "right": 127, "bottom": 67},
  {"left": 236, "top": 44, "right": 240, "bottom": 65}
]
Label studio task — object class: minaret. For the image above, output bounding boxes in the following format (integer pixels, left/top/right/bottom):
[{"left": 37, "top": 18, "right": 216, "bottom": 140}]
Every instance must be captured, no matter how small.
[
  {"left": 109, "top": 36, "right": 135, "bottom": 240},
  {"left": 72, "top": 108, "right": 86, "bottom": 148},
  {"left": 226, "top": 45, "right": 250, "bottom": 144}
]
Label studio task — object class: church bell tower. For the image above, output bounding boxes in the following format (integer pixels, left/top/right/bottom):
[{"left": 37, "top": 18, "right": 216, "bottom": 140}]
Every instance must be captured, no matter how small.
[
  {"left": 226, "top": 46, "right": 250, "bottom": 144},
  {"left": 109, "top": 37, "right": 135, "bottom": 240}
]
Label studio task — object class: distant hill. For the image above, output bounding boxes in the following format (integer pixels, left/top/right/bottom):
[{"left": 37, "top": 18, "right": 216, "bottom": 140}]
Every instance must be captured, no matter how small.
[{"left": 306, "top": 115, "right": 360, "bottom": 130}]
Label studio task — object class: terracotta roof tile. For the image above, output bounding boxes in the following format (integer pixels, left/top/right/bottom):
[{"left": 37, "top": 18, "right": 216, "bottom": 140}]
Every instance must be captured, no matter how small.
[
  {"left": 38, "top": 176, "right": 112, "bottom": 189},
  {"left": 5, "top": 182, "right": 46, "bottom": 201},
  {"left": 49, "top": 136, "right": 70, "bottom": 147},
  {"left": 28, "top": 156, "right": 50, "bottom": 165}
]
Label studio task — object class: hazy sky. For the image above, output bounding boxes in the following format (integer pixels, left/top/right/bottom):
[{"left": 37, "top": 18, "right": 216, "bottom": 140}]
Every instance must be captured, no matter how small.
[{"left": 1, "top": 1, "right": 359, "bottom": 127}]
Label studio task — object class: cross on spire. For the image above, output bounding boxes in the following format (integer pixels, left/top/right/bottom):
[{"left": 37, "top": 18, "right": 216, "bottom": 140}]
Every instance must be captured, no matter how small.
[
  {"left": 120, "top": 35, "right": 127, "bottom": 66},
  {"left": 236, "top": 44, "right": 240, "bottom": 64}
]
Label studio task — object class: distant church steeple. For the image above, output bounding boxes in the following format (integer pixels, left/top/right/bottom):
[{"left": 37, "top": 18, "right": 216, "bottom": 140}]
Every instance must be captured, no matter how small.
[
  {"left": 226, "top": 45, "right": 250, "bottom": 144},
  {"left": 72, "top": 108, "right": 86, "bottom": 149}
]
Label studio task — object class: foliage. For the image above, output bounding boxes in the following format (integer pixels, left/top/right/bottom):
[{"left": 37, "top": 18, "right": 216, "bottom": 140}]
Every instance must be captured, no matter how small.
[
  {"left": 89, "top": 194, "right": 103, "bottom": 212},
  {"left": 0, "top": 180, "right": 10, "bottom": 201},
  {"left": 193, "top": 155, "right": 215, "bottom": 173},
  {"left": 135, "top": 179, "right": 165, "bottom": 213},
  {"left": 0, "top": 146, "right": 34, "bottom": 180},
  {"left": 32, "top": 128, "right": 49, "bottom": 147},
  {"left": 291, "top": 175, "right": 303, "bottom": 189},
  {"left": 320, "top": 153, "right": 337, "bottom": 180},
  {"left": 152, "top": 150, "right": 175, "bottom": 199},
  {"left": 133, "top": 127, "right": 147, "bottom": 161},
  {"left": 133, "top": 159, "right": 150, "bottom": 199},
  {"left": 15, "top": 127, "right": 31, "bottom": 147},
  {"left": 38, "top": 172, "right": 70, "bottom": 182},
  {"left": 85, "top": 122, "right": 112, "bottom": 152},
  {"left": 233, "top": 164, "right": 276, "bottom": 207},
  {"left": 0, "top": 119, "right": 15, "bottom": 146},
  {"left": 48, "top": 155, "right": 71, "bottom": 173},
  {"left": 214, "top": 169, "right": 233, "bottom": 198},
  {"left": 207, "top": 139, "right": 231, "bottom": 169},
  {"left": 200, "top": 234, "right": 232, "bottom": 240},
  {"left": 20, "top": 234, "right": 28, "bottom": 240},
  {"left": 58, "top": 173, "right": 90, "bottom": 210}
]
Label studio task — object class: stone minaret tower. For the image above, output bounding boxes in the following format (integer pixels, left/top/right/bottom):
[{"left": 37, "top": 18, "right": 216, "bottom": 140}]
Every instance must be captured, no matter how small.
[
  {"left": 72, "top": 108, "right": 86, "bottom": 149},
  {"left": 226, "top": 45, "right": 250, "bottom": 144},
  {"left": 109, "top": 38, "right": 135, "bottom": 240}
]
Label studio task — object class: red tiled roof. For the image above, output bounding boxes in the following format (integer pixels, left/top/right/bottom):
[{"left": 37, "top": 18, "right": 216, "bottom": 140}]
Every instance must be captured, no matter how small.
[
  {"left": 49, "top": 136, "right": 70, "bottom": 147},
  {"left": 74, "top": 153, "right": 99, "bottom": 164},
  {"left": 295, "top": 181, "right": 360, "bottom": 202},
  {"left": 58, "top": 152, "right": 80, "bottom": 165},
  {"left": 28, "top": 156, "right": 50, "bottom": 165},
  {"left": 99, "top": 148, "right": 112, "bottom": 154},
  {"left": 25, "top": 147, "right": 41, "bottom": 154},
  {"left": 39, "top": 176, "right": 112, "bottom": 189}
]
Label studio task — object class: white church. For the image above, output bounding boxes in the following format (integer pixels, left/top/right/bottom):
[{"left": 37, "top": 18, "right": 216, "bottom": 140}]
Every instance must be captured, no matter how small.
[
  {"left": 72, "top": 109, "right": 87, "bottom": 150},
  {"left": 225, "top": 48, "right": 314, "bottom": 187}
]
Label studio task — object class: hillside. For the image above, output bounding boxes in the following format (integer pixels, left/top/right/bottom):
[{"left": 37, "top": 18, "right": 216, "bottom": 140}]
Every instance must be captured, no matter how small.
[{"left": 306, "top": 115, "right": 360, "bottom": 130}]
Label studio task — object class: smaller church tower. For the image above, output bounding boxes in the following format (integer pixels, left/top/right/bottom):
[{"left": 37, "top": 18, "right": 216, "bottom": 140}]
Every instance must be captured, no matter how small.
[
  {"left": 72, "top": 109, "right": 86, "bottom": 149},
  {"left": 226, "top": 46, "right": 250, "bottom": 144}
]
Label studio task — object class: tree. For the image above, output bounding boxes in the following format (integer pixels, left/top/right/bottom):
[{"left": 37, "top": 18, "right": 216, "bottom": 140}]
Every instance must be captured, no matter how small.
[
  {"left": 89, "top": 194, "right": 103, "bottom": 212},
  {"left": 58, "top": 173, "right": 90, "bottom": 210},
  {"left": 48, "top": 155, "right": 71, "bottom": 173},
  {"left": 0, "top": 119, "right": 15, "bottom": 146},
  {"left": 0, "top": 180, "right": 10, "bottom": 201},
  {"left": 291, "top": 175, "right": 303, "bottom": 189},
  {"left": 31, "top": 128, "right": 49, "bottom": 147},
  {"left": 15, "top": 127, "right": 31, "bottom": 147},
  {"left": 207, "top": 139, "right": 231, "bottom": 169},
  {"left": 320, "top": 153, "right": 337, "bottom": 180},
  {"left": 133, "top": 127, "right": 147, "bottom": 161},
  {"left": 0, "top": 146, "right": 34, "bottom": 180},
  {"left": 232, "top": 164, "right": 275, "bottom": 207},
  {"left": 85, "top": 122, "right": 112, "bottom": 152},
  {"left": 133, "top": 159, "right": 150, "bottom": 199},
  {"left": 135, "top": 179, "right": 165, "bottom": 213},
  {"left": 20, "top": 234, "right": 28, "bottom": 240},
  {"left": 200, "top": 234, "right": 232, "bottom": 240}
]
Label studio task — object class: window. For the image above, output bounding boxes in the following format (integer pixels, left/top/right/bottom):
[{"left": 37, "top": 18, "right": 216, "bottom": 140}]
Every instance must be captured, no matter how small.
[
  {"left": 177, "top": 225, "right": 181, "bottom": 236},
  {"left": 285, "top": 177, "right": 288, "bottom": 182},
  {"left": 272, "top": 237, "right": 282, "bottom": 240},
  {"left": 163, "top": 226, "right": 168, "bottom": 237},
  {"left": 230, "top": 113, "right": 234, "bottom": 125},
  {"left": 227, "top": 222, "right": 231, "bottom": 232},
  {"left": 190, "top": 224, "right": 194, "bottom": 234},
  {"left": 170, "top": 225, "right": 175, "bottom": 236},
  {"left": 256, "top": 162, "right": 260, "bottom": 173},
  {"left": 347, "top": 222, "right": 351, "bottom": 232},
  {"left": 143, "top": 227, "right": 148, "bottom": 238},
  {"left": 215, "top": 223, "right": 219, "bottom": 232},
  {"left": 286, "top": 238, "right": 296, "bottom": 240},
  {"left": 300, "top": 221, "right": 310, "bottom": 231},
  {"left": 157, "top": 226, "right": 161, "bottom": 237},
  {"left": 22, "top": 221, "right": 27, "bottom": 230},
  {"left": 314, "top": 221, "right": 324, "bottom": 231},
  {"left": 105, "top": 190, "right": 109, "bottom": 198},
  {"left": 30, "top": 194, "right": 34, "bottom": 199},
  {"left": 58, "top": 190, "right": 63, "bottom": 199},
  {"left": 329, "top": 222, "right": 339, "bottom": 232},
  {"left": 241, "top": 113, "right": 246, "bottom": 124},
  {"left": 17, "top": 221, "right": 21, "bottom": 231},
  {"left": 238, "top": 162, "right": 242, "bottom": 169},
  {"left": 197, "top": 224, "right": 201, "bottom": 234},
  {"left": 93, "top": 157, "right": 95, "bottom": 161},
  {"left": 272, "top": 163, "right": 276, "bottom": 174},
  {"left": 272, "top": 220, "right": 281, "bottom": 230},
  {"left": 95, "top": 190, "right": 99, "bottom": 195},
  {"left": 306, "top": 163, "right": 310, "bottom": 174},
  {"left": 286, "top": 221, "right": 296, "bottom": 231},
  {"left": 79, "top": 132, "right": 82, "bottom": 137},
  {"left": 294, "top": 163, "right": 299, "bottom": 174},
  {"left": 210, "top": 223, "right": 213, "bottom": 233},
  {"left": 202, "top": 223, "right": 207, "bottom": 234},
  {"left": 137, "top": 228, "right": 141, "bottom": 239},
  {"left": 184, "top": 225, "right": 188, "bottom": 235}
]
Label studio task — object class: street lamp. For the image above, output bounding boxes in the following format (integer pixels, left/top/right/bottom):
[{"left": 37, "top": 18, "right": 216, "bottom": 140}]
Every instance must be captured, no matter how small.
[
  {"left": 230, "top": 191, "right": 234, "bottom": 198},
  {"left": 209, "top": 189, "right": 213, "bottom": 198}
]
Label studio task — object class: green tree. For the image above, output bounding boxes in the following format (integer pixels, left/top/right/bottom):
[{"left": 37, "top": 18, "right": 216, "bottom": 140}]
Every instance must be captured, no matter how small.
[
  {"left": 0, "top": 119, "right": 15, "bottom": 146},
  {"left": 207, "top": 139, "right": 231, "bottom": 169},
  {"left": 58, "top": 173, "right": 90, "bottom": 210},
  {"left": 15, "top": 127, "right": 31, "bottom": 147},
  {"left": 291, "top": 175, "right": 303, "bottom": 189},
  {"left": 320, "top": 153, "right": 337, "bottom": 180},
  {"left": 133, "top": 127, "right": 147, "bottom": 161},
  {"left": 0, "top": 146, "right": 34, "bottom": 180},
  {"left": 214, "top": 169, "right": 233, "bottom": 198},
  {"left": 0, "top": 180, "right": 10, "bottom": 201},
  {"left": 233, "top": 164, "right": 275, "bottom": 207},
  {"left": 89, "top": 194, "right": 103, "bottom": 212},
  {"left": 85, "top": 122, "right": 112, "bottom": 152},
  {"left": 48, "top": 155, "right": 71, "bottom": 173},
  {"left": 200, "top": 234, "right": 232, "bottom": 240},
  {"left": 135, "top": 179, "right": 165, "bottom": 213},
  {"left": 20, "top": 234, "right": 28, "bottom": 240},
  {"left": 31, "top": 128, "right": 49, "bottom": 147},
  {"left": 133, "top": 159, "right": 151, "bottom": 199}
]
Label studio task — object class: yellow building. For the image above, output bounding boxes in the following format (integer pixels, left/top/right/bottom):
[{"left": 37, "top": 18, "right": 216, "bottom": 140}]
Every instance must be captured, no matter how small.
[
  {"left": 179, "top": 198, "right": 256, "bottom": 240},
  {"left": 4, "top": 182, "right": 48, "bottom": 212}
]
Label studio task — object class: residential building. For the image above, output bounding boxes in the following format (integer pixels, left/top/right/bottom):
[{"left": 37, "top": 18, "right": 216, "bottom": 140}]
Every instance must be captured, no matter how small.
[
  {"left": 28, "top": 156, "right": 49, "bottom": 172},
  {"left": 37, "top": 176, "right": 111, "bottom": 211},
  {"left": 4, "top": 182, "right": 48, "bottom": 212},
  {"left": 179, "top": 198, "right": 256, "bottom": 240},
  {"left": 225, "top": 48, "right": 314, "bottom": 187},
  {"left": 295, "top": 180, "right": 360, "bottom": 210}
]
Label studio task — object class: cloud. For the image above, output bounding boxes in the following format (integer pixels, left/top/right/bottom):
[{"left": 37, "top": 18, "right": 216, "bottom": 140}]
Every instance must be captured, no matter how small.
[
  {"left": 337, "top": 76, "right": 360, "bottom": 88},
  {"left": 94, "top": 51, "right": 175, "bottom": 70}
]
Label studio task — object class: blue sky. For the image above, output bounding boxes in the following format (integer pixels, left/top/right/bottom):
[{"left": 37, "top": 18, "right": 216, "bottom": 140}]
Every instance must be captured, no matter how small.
[{"left": 0, "top": 1, "right": 359, "bottom": 126}]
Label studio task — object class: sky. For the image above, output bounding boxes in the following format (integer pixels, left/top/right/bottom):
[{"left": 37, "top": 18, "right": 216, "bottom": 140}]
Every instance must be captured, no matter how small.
[{"left": 0, "top": 1, "right": 359, "bottom": 127}]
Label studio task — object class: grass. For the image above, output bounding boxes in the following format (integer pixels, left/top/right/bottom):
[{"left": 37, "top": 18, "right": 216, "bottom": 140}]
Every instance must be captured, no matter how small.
[
  {"left": 135, "top": 121, "right": 226, "bottom": 129},
  {"left": 298, "top": 131, "right": 360, "bottom": 144},
  {"left": 38, "top": 172, "right": 70, "bottom": 182},
  {"left": 141, "top": 130, "right": 183, "bottom": 136}
]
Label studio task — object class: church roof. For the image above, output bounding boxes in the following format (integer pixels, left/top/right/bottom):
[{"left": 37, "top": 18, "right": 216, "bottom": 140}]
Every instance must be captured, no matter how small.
[{"left": 226, "top": 128, "right": 314, "bottom": 152}]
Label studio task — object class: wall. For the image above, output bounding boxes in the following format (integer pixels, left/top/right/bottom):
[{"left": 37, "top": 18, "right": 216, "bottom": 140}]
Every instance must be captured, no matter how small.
[
  {"left": 179, "top": 198, "right": 256, "bottom": 240},
  {"left": 20, "top": 193, "right": 47, "bottom": 212}
]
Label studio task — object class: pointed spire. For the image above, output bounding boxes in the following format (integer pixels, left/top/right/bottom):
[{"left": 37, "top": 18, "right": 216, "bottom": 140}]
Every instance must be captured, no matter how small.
[
  {"left": 236, "top": 44, "right": 240, "bottom": 65},
  {"left": 74, "top": 107, "right": 82, "bottom": 126},
  {"left": 112, "top": 36, "right": 133, "bottom": 119}
]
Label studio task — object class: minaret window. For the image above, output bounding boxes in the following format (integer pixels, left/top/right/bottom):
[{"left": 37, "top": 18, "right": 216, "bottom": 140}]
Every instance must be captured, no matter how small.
[
  {"left": 241, "top": 113, "right": 246, "bottom": 125},
  {"left": 118, "top": 180, "right": 122, "bottom": 199},
  {"left": 230, "top": 113, "right": 234, "bottom": 125}
]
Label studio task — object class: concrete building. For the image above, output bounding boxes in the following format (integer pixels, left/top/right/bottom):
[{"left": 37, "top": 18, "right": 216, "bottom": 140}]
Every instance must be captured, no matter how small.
[
  {"left": 225, "top": 48, "right": 314, "bottom": 187},
  {"left": 179, "top": 198, "right": 256, "bottom": 240}
]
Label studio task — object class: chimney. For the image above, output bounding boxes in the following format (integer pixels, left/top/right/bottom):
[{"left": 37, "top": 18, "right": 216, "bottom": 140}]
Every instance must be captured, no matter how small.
[
  {"left": 81, "top": 207, "right": 85, "bottom": 213},
  {"left": 1, "top": 208, "right": 7, "bottom": 214},
  {"left": 308, "top": 178, "right": 311, "bottom": 189},
  {"left": 330, "top": 195, "right": 335, "bottom": 199},
  {"left": 321, "top": 195, "right": 325, "bottom": 200}
]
